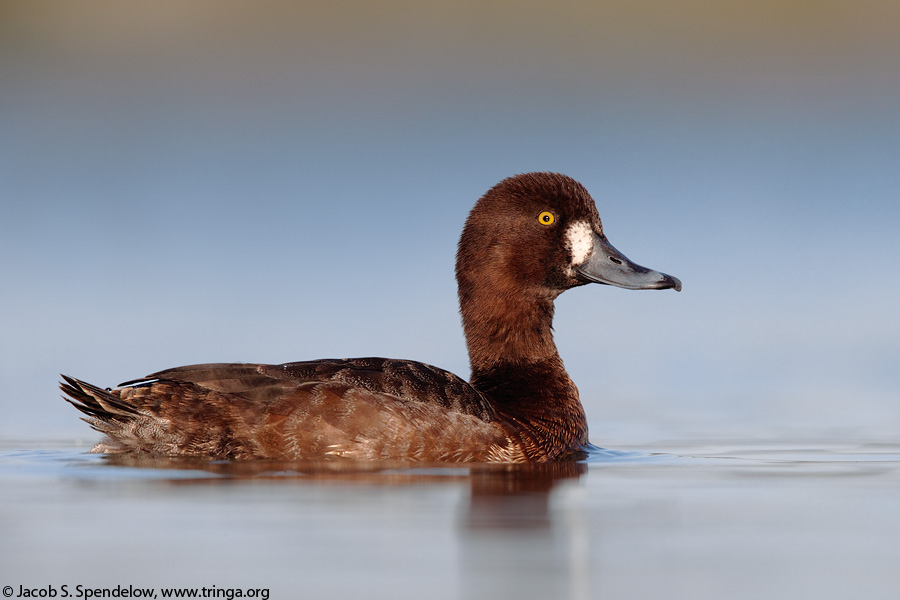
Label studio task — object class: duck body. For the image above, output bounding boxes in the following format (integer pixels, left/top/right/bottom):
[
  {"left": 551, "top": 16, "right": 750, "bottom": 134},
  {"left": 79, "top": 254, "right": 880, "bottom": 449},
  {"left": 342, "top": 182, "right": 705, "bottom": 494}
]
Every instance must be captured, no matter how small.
[
  {"left": 62, "top": 173, "right": 680, "bottom": 462},
  {"left": 63, "top": 357, "right": 579, "bottom": 462}
]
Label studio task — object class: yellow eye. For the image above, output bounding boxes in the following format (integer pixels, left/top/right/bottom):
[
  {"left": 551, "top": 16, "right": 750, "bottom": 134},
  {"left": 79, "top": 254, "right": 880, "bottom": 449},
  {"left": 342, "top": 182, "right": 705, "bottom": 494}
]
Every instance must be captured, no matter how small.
[{"left": 538, "top": 211, "right": 555, "bottom": 226}]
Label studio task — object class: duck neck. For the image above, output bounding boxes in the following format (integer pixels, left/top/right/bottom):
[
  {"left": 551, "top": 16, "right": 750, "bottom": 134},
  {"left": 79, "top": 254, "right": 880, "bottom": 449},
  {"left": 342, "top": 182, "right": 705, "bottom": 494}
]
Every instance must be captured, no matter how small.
[
  {"left": 460, "top": 286, "right": 585, "bottom": 409},
  {"left": 460, "top": 286, "right": 562, "bottom": 377},
  {"left": 468, "top": 352, "right": 587, "bottom": 448},
  {"left": 457, "top": 265, "right": 589, "bottom": 458}
]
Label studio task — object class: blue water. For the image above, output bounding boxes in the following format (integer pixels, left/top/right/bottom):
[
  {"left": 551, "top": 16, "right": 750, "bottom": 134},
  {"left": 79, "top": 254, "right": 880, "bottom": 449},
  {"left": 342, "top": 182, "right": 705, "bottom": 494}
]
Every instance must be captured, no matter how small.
[{"left": 2, "top": 441, "right": 898, "bottom": 600}]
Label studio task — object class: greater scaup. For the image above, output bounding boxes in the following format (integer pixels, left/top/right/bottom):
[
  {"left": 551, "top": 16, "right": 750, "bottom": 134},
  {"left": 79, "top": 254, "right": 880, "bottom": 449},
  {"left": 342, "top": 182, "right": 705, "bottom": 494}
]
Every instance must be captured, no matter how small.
[{"left": 62, "top": 172, "right": 681, "bottom": 462}]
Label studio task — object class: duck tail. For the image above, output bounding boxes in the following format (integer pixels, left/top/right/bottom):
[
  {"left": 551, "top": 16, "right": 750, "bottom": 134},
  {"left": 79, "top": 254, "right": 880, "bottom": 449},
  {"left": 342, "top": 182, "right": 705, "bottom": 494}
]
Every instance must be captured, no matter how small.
[
  {"left": 60, "top": 375, "right": 153, "bottom": 454},
  {"left": 61, "top": 375, "right": 196, "bottom": 455},
  {"left": 60, "top": 375, "right": 140, "bottom": 424}
]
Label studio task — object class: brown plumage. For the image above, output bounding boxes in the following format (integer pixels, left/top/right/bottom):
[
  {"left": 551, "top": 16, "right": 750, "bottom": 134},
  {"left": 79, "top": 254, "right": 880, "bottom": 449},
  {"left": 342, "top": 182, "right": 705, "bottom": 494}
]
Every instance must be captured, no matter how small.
[{"left": 62, "top": 172, "right": 681, "bottom": 462}]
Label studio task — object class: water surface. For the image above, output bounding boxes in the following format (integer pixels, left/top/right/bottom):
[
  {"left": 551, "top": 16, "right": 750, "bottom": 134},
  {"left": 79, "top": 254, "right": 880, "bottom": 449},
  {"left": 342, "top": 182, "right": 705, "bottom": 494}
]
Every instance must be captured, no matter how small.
[{"left": 1, "top": 441, "right": 898, "bottom": 600}]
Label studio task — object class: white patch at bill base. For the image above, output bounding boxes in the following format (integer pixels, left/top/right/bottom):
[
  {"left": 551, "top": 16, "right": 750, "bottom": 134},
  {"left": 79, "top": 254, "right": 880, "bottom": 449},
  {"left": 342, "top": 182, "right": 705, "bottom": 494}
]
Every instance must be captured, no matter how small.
[{"left": 565, "top": 221, "right": 594, "bottom": 265}]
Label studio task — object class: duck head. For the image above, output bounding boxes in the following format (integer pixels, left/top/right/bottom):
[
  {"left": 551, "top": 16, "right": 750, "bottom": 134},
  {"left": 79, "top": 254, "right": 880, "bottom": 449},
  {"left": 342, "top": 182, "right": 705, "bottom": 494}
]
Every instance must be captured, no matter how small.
[
  {"left": 456, "top": 172, "right": 680, "bottom": 371},
  {"left": 456, "top": 172, "right": 680, "bottom": 302}
]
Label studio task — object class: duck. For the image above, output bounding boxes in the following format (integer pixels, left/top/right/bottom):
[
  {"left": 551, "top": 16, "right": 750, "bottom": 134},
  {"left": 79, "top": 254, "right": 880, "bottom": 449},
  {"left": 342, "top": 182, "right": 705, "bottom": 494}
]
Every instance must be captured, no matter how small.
[{"left": 61, "top": 172, "right": 681, "bottom": 462}]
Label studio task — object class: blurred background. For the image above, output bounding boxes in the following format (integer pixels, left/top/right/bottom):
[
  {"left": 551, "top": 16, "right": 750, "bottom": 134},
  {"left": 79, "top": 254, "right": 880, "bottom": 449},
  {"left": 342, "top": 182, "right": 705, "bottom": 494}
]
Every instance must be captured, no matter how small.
[{"left": 1, "top": 0, "right": 898, "bottom": 443}]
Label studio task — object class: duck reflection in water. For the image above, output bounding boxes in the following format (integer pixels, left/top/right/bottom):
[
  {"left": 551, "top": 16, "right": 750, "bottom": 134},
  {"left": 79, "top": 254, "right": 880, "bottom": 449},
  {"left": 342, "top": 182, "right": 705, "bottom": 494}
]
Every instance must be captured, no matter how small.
[
  {"left": 97, "top": 452, "right": 590, "bottom": 598},
  {"left": 100, "top": 451, "right": 585, "bottom": 529}
]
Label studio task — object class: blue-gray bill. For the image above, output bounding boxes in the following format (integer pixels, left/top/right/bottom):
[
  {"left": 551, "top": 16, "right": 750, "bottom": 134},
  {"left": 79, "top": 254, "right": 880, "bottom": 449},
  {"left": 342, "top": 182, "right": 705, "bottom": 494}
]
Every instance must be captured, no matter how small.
[{"left": 574, "top": 232, "right": 682, "bottom": 292}]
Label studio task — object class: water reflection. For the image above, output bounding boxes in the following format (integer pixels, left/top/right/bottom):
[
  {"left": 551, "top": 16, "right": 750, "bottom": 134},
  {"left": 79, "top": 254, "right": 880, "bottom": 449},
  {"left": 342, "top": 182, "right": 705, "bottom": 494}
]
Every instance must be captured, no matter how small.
[
  {"left": 100, "top": 453, "right": 585, "bottom": 526},
  {"left": 463, "top": 461, "right": 585, "bottom": 529},
  {"left": 459, "top": 462, "right": 589, "bottom": 600},
  {"left": 95, "top": 453, "right": 589, "bottom": 600},
  {"left": 5, "top": 444, "right": 900, "bottom": 600}
]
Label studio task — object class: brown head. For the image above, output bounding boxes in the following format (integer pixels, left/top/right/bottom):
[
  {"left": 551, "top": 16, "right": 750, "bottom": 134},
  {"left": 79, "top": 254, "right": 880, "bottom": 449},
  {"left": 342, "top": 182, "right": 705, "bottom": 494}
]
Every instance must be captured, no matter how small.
[{"left": 456, "top": 172, "right": 681, "bottom": 376}]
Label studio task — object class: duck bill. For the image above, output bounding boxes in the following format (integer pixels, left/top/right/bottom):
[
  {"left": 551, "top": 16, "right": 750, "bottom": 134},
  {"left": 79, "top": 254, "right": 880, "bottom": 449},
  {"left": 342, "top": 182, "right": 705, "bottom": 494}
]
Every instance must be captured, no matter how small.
[{"left": 574, "top": 233, "right": 682, "bottom": 291}]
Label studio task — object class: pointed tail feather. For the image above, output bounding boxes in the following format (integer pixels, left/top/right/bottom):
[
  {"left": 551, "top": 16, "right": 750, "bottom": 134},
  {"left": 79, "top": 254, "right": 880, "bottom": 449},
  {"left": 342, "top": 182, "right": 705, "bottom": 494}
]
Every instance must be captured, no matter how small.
[
  {"left": 60, "top": 375, "right": 140, "bottom": 423},
  {"left": 61, "top": 375, "right": 179, "bottom": 454}
]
